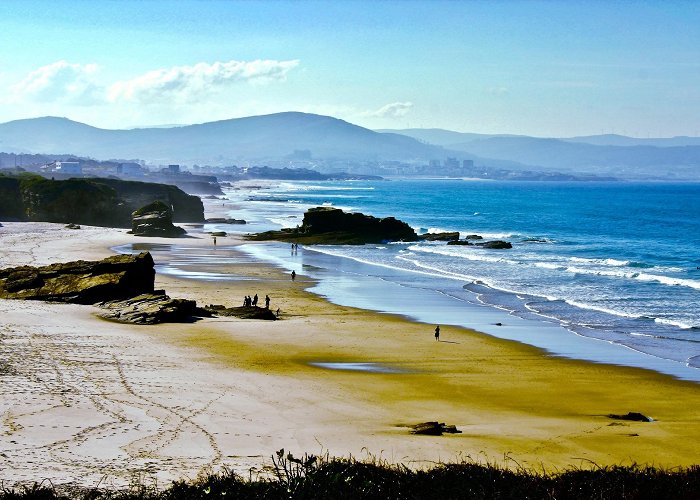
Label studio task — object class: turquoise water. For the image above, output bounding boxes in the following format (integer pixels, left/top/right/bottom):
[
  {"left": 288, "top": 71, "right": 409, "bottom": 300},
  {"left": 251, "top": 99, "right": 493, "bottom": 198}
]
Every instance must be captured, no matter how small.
[{"left": 226, "top": 180, "right": 700, "bottom": 379}]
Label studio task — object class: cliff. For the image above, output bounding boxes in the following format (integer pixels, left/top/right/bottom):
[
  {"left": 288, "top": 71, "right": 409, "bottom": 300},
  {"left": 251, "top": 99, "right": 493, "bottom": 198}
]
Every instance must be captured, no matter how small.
[{"left": 0, "top": 174, "right": 203, "bottom": 226}]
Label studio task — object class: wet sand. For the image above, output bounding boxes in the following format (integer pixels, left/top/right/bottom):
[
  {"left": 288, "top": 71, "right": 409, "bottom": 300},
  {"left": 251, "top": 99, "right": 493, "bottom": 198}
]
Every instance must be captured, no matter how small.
[{"left": 1, "top": 221, "right": 699, "bottom": 488}]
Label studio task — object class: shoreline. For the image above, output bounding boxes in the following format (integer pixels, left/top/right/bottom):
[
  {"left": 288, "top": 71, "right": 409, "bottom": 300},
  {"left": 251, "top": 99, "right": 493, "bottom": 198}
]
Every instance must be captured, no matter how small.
[{"left": 1, "top": 221, "right": 699, "bottom": 488}]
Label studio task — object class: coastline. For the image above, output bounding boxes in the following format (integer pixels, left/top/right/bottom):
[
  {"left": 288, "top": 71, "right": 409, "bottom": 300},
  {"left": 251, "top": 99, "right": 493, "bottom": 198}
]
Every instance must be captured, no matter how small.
[{"left": 1, "top": 220, "right": 699, "bottom": 488}]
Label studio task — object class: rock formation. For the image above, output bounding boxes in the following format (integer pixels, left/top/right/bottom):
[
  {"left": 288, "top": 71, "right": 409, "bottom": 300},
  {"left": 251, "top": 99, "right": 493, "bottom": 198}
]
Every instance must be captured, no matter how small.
[
  {"left": 248, "top": 206, "right": 419, "bottom": 244},
  {"left": 131, "top": 201, "right": 186, "bottom": 237},
  {"left": 447, "top": 239, "right": 512, "bottom": 249},
  {"left": 0, "top": 174, "right": 204, "bottom": 227},
  {"left": 608, "top": 412, "right": 654, "bottom": 422},
  {"left": 419, "top": 231, "right": 460, "bottom": 242},
  {"left": 410, "top": 422, "right": 462, "bottom": 435},
  {"left": 98, "top": 292, "right": 211, "bottom": 324},
  {"left": 204, "top": 304, "right": 277, "bottom": 320},
  {"left": 0, "top": 252, "right": 155, "bottom": 304}
]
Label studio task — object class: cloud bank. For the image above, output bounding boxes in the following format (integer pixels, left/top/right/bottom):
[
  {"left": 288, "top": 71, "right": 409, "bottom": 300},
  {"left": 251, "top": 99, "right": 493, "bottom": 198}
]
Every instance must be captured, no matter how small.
[
  {"left": 9, "top": 59, "right": 300, "bottom": 106},
  {"left": 10, "top": 60, "right": 101, "bottom": 104},
  {"left": 107, "top": 59, "right": 300, "bottom": 103}
]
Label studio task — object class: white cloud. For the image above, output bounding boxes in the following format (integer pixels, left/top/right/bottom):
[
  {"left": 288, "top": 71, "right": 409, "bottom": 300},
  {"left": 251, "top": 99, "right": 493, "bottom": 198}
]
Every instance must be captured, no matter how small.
[
  {"left": 10, "top": 60, "right": 102, "bottom": 104},
  {"left": 107, "top": 59, "right": 300, "bottom": 103},
  {"left": 363, "top": 101, "right": 414, "bottom": 118}
]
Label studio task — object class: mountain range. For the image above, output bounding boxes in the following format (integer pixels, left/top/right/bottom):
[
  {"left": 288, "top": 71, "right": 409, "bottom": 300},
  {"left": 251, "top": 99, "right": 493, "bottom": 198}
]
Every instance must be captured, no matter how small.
[
  {"left": 0, "top": 113, "right": 448, "bottom": 164},
  {"left": 1, "top": 113, "right": 699, "bottom": 179}
]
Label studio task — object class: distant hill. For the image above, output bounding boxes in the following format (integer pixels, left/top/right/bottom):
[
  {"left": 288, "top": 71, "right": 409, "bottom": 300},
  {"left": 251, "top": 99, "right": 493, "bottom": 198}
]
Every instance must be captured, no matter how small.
[
  {"left": 0, "top": 113, "right": 453, "bottom": 164},
  {"left": 381, "top": 128, "right": 700, "bottom": 179},
  {"left": 375, "top": 128, "right": 523, "bottom": 146}
]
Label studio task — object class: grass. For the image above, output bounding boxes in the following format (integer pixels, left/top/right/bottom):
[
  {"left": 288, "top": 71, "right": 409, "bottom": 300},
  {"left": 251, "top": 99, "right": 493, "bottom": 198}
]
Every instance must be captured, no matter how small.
[{"left": 1, "top": 451, "right": 698, "bottom": 499}]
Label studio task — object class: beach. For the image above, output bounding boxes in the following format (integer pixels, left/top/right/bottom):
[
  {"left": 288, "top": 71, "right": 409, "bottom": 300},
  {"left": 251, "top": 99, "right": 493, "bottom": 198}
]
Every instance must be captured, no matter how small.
[{"left": 1, "top": 219, "right": 699, "bottom": 489}]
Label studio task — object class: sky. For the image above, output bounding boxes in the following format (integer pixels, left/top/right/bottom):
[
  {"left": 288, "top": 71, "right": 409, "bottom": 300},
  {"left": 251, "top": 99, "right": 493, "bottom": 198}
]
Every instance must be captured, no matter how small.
[{"left": 0, "top": 0, "right": 699, "bottom": 137}]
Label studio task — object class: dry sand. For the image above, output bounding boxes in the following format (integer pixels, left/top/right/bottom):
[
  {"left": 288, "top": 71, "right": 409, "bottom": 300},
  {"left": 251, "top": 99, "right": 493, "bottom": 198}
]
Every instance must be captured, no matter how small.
[{"left": 1, "top": 221, "right": 699, "bottom": 489}]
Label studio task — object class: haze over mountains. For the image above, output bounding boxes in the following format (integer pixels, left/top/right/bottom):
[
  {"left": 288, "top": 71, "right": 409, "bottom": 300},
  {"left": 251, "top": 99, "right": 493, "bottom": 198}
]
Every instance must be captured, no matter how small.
[
  {"left": 380, "top": 128, "right": 700, "bottom": 179},
  {"left": 1, "top": 112, "right": 699, "bottom": 179}
]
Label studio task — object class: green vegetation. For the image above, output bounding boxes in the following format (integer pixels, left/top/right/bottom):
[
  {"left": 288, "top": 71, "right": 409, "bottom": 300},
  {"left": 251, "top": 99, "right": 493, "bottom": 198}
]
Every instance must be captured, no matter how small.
[{"left": 1, "top": 452, "right": 698, "bottom": 499}]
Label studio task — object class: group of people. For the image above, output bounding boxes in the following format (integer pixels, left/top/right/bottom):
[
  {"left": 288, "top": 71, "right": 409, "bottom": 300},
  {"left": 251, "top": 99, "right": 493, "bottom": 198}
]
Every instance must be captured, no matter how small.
[{"left": 243, "top": 293, "right": 271, "bottom": 309}]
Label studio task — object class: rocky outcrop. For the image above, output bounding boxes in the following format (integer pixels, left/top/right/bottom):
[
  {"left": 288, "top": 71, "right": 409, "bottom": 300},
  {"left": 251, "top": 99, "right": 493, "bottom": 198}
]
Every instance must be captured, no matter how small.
[
  {"left": 447, "top": 239, "right": 512, "bottom": 249},
  {"left": 608, "top": 412, "right": 654, "bottom": 422},
  {"left": 205, "top": 217, "right": 246, "bottom": 224},
  {"left": 248, "top": 207, "right": 419, "bottom": 245},
  {"left": 98, "top": 292, "right": 211, "bottom": 324},
  {"left": 0, "top": 174, "right": 204, "bottom": 226},
  {"left": 410, "top": 422, "right": 462, "bottom": 436},
  {"left": 131, "top": 201, "right": 186, "bottom": 237},
  {"left": 0, "top": 252, "right": 155, "bottom": 304},
  {"left": 204, "top": 304, "right": 277, "bottom": 320},
  {"left": 419, "top": 232, "right": 460, "bottom": 242}
]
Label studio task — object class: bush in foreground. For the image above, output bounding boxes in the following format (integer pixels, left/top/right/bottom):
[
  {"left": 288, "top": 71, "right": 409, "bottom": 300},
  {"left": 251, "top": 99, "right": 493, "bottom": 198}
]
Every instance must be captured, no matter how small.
[{"left": 2, "top": 451, "right": 698, "bottom": 499}]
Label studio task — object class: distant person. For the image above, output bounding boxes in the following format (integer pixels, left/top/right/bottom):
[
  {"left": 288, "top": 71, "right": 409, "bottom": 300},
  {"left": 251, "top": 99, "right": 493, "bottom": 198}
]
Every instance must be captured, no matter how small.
[
  {"left": 213, "top": 236, "right": 217, "bottom": 246},
  {"left": 276, "top": 308, "right": 280, "bottom": 318},
  {"left": 434, "top": 325, "right": 440, "bottom": 341},
  {"left": 252, "top": 294, "right": 258, "bottom": 307},
  {"left": 291, "top": 270, "right": 296, "bottom": 281},
  {"left": 265, "top": 295, "right": 270, "bottom": 309}
]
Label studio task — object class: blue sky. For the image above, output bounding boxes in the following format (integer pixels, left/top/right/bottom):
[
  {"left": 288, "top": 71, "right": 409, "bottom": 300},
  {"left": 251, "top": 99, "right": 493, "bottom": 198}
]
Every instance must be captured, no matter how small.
[{"left": 1, "top": 0, "right": 698, "bottom": 136}]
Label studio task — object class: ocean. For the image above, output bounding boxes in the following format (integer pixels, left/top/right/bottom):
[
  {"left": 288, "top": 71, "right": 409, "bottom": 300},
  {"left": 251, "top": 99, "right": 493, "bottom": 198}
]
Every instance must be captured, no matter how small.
[{"left": 199, "top": 179, "right": 700, "bottom": 381}]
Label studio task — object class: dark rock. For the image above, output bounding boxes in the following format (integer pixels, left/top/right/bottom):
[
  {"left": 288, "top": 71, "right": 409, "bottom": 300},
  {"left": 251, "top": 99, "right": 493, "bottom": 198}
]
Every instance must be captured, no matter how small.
[
  {"left": 447, "top": 240, "right": 472, "bottom": 246},
  {"left": 205, "top": 217, "right": 246, "bottom": 224},
  {"left": 476, "top": 240, "right": 512, "bottom": 249},
  {"left": 204, "top": 304, "right": 277, "bottom": 320},
  {"left": 410, "top": 421, "right": 462, "bottom": 436},
  {"left": 131, "top": 201, "right": 186, "bottom": 237},
  {"left": 98, "top": 292, "right": 211, "bottom": 324},
  {"left": 210, "top": 231, "right": 227, "bottom": 237},
  {"left": 248, "top": 207, "right": 418, "bottom": 245},
  {"left": 608, "top": 412, "right": 654, "bottom": 422},
  {"left": 65, "top": 223, "right": 81, "bottom": 229},
  {"left": 0, "top": 252, "right": 155, "bottom": 304},
  {"left": 464, "top": 234, "right": 483, "bottom": 240},
  {"left": 419, "top": 232, "right": 460, "bottom": 242}
]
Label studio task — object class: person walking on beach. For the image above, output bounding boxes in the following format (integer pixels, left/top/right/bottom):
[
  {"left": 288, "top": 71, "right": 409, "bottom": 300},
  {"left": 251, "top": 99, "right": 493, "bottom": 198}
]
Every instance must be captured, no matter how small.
[
  {"left": 291, "top": 270, "right": 296, "bottom": 281},
  {"left": 434, "top": 325, "right": 440, "bottom": 341},
  {"left": 265, "top": 295, "right": 270, "bottom": 309},
  {"left": 213, "top": 236, "right": 217, "bottom": 246},
  {"left": 252, "top": 294, "right": 258, "bottom": 307}
]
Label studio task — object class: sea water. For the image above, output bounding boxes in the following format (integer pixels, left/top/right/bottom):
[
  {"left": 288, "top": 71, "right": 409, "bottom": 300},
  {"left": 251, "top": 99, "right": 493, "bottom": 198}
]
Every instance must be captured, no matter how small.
[{"left": 219, "top": 179, "right": 700, "bottom": 381}]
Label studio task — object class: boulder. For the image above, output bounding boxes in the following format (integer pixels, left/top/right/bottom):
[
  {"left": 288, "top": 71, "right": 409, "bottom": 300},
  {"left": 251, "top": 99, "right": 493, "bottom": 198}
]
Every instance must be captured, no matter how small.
[
  {"left": 204, "top": 304, "right": 277, "bottom": 320},
  {"left": 131, "top": 201, "right": 186, "bottom": 237},
  {"left": 0, "top": 252, "right": 155, "bottom": 304},
  {"left": 464, "top": 234, "right": 483, "bottom": 240},
  {"left": 98, "top": 292, "right": 211, "bottom": 325},
  {"left": 65, "top": 223, "right": 81, "bottom": 229},
  {"left": 248, "top": 207, "right": 418, "bottom": 245},
  {"left": 476, "top": 240, "right": 512, "bottom": 249},
  {"left": 448, "top": 239, "right": 512, "bottom": 249},
  {"left": 608, "top": 412, "right": 654, "bottom": 422},
  {"left": 410, "top": 422, "right": 462, "bottom": 436},
  {"left": 205, "top": 217, "right": 246, "bottom": 224},
  {"left": 419, "top": 232, "right": 460, "bottom": 242}
]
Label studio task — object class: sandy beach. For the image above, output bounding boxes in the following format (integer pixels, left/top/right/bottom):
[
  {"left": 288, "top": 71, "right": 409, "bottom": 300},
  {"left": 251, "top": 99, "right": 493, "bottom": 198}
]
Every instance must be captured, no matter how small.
[{"left": 1, "top": 219, "right": 699, "bottom": 489}]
